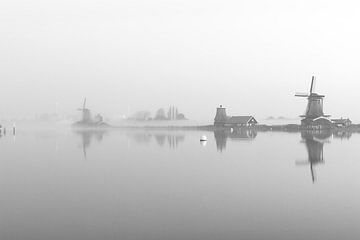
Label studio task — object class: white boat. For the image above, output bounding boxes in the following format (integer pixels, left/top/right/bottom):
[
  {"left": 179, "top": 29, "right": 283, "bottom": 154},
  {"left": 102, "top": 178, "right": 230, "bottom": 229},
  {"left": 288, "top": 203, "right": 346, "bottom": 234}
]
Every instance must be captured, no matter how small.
[{"left": 200, "top": 135, "right": 207, "bottom": 141}]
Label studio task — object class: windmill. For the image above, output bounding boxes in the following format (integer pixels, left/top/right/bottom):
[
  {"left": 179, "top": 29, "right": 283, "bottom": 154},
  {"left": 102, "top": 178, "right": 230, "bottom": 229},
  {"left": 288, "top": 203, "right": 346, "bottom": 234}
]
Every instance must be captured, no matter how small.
[
  {"left": 77, "top": 98, "right": 92, "bottom": 123},
  {"left": 295, "top": 76, "right": 330, "bottom": 121}
]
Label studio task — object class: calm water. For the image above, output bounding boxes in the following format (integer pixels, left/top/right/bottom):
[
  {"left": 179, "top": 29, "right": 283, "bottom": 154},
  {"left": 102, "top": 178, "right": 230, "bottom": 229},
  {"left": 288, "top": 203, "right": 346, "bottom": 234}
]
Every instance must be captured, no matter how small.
[{"left": 1, "top": 127, "right": 360, "bottom": 240}]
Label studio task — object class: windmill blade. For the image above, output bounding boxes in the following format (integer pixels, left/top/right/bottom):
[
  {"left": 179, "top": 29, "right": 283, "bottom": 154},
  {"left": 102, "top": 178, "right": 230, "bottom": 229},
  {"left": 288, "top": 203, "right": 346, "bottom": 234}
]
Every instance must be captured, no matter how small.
[
  {"left": 310, "top": 164, "right": 316, "bottom": 183},
  {"left": 295, "top": 92, "right": 309, "bottom": 97},
  {"left": 310, "top": 76, "right": 316, "bottom": 94},
  {"left": 83, "top": 142, "right": 87, "bottom": 159}
]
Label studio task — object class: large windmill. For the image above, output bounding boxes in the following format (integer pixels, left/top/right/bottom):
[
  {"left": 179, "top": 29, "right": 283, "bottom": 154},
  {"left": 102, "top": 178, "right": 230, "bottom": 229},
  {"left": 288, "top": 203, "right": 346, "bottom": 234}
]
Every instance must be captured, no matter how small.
[
  {"left": 295, "top": 76, "right": 330, "bottom": 125},
  {"left": 77, "top": 98, "right": 92, "bottom": 123}
]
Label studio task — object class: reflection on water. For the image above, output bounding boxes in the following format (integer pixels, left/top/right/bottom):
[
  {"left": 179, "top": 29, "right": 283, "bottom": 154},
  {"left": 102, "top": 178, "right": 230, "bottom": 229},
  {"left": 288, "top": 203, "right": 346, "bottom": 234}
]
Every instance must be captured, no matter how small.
[
  {"left": 333, "top": 131, "right": 352, "bottom": 140},
  {"left": 297, "top": 130, "right": 352, "bottom": 183},
  {"left": 214, "top": 128, "right": 257, "bottom": 152},
  {"left": 126, "top": 131, "right": 185, "bottom": 149},
  {"left": 73, "top": 128, "right": 354, "bottom": 185},
  {"left": 3, "top": 127, "right": 360, "bottom": 239},
  {"left": 73, "top": 129, "right": 107, "bottom": 158},
  {"left": 73, "top": 130, "right": 186, "bottom": 155},
  {"left": 297, "top": 131, "right": 329, "bottom": 183}
]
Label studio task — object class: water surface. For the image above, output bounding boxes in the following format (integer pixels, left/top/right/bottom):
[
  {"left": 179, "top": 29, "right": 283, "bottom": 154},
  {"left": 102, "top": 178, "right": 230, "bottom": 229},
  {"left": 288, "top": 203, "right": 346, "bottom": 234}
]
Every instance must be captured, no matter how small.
[{"left": 0, "top": 128, "right": 359, "bottom": 240}]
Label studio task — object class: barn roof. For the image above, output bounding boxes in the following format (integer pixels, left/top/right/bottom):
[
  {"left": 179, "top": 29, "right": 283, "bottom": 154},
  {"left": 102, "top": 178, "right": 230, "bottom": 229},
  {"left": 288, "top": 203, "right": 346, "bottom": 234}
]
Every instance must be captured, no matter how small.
[
  {"left": 227, "top": 116, "right": 255, "bottom": 124},
  {"left": 331, "top": 118, "right": 351, "bottom": 124}
]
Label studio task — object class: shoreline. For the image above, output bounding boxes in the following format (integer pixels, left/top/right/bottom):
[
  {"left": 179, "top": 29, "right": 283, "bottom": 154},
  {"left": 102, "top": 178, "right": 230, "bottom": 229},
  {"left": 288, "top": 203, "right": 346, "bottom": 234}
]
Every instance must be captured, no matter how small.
[{"left": 72, "top": 123, "right": 360, "bottom": 133}]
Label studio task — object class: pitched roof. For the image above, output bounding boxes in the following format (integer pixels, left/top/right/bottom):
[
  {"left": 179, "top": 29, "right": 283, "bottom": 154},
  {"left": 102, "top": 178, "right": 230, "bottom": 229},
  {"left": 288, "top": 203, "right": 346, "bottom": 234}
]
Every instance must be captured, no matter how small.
[
  {"left": 331, "top": 118, "right": 351, "bottom": 124},
  {"left": 227, "top": 116, "right": 255, "bottom": 124}
]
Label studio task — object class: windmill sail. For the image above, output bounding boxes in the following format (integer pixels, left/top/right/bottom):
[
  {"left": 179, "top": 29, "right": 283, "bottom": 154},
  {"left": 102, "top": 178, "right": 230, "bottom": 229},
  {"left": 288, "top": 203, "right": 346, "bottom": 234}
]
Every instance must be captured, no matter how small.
[{"left": 309, "top": 76, "right": 315, "bottom": 94}]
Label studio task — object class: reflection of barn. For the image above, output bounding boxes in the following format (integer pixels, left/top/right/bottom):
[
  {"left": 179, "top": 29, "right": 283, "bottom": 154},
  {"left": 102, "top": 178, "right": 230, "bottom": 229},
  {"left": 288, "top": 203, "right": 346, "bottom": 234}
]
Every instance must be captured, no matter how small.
[
  {"left": 214, "top": 105, "right": 257, "bottom": 127},
  {"left": 214, "top": 128, "right": 257, "bottom": 152},
  {"left": 333, "top": 130, "right": 352, "bottom": 139}
]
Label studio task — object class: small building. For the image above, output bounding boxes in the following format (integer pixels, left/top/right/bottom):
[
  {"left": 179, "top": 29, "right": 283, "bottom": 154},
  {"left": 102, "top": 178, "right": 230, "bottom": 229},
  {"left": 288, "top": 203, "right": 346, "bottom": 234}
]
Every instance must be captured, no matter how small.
[
  {"left": 214, "top": 105, "right": 258, "bottom": 127},
  {"left": 301, "top": 117, "right": 333, "bottom": 129},
  {"left": 224, "top": 116, "right": 258, "bottom": 127},
  {"left": 331, "top": 118, "right": 352, "bottom": 128}
]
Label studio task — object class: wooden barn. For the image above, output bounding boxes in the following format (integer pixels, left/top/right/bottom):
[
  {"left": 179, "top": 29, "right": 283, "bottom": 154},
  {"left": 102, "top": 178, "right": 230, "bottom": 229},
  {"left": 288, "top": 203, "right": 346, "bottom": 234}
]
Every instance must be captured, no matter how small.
[
  {"left": 224, "top": 116, "right": 258, "bottom": 127},
  {"left": 331, "top": 118, "right": 352, "bottom": 128},
  {"left": 214, "top": 105, "right": 257, "bottom": 127}
]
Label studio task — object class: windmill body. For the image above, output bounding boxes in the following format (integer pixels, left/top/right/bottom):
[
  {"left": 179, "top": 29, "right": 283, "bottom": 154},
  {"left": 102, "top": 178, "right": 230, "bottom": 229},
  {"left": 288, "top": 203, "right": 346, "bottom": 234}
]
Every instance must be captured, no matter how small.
[
  {"left": 295, "top": 77, "right": 332, "bottom": 128},
  {"left": 81, "top": 109, "right": 92, "bottom": 122},
  {"left": 77, "top": 98, "right": 92, "bottom": 123}
]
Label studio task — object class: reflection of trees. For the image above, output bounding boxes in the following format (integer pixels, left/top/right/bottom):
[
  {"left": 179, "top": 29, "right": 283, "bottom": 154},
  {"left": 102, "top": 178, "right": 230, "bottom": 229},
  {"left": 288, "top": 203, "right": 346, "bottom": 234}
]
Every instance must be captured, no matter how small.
[
  {"left": 126, "top": 131, "right": 185, "bottom": 149},
  {"left": 167, "top": 135, "right": 185, "bottom": 149},
  {"left": 214, "top": 128, "right": 257, "bottom": 152},
  {"left": 154, "top": 134, "right": 166, "bottom": 146},
  {"left": 128, "top": 133, "right": 152, "bottom": 145},
  {"left": 74, "top": 130, "right": 106, "bottom": 159}
]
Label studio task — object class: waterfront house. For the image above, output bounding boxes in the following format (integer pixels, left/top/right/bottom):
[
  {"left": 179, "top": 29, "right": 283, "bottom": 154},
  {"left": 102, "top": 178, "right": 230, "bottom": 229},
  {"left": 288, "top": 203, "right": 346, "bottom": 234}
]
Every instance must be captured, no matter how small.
[
  {"left": 214, "top": 105, "right": 258, "bottom": 127},
  {"left": 331, "top": 118, "right": 352, "bottom": 128},
  {"left": 224, "top": 116, "right": 258, "bottom": 127}
]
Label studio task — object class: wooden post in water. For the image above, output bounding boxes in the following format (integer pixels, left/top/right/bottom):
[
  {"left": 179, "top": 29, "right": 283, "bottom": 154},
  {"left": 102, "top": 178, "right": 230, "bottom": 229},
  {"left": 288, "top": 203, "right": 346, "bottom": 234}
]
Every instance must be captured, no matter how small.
[{"left": 13, "top": 123, "right": 16, "bottom": 135}]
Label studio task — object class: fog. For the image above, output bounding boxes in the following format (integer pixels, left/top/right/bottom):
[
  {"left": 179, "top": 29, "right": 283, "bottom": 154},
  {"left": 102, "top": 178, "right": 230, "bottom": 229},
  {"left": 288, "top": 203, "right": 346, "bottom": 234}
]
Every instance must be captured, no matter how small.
[{"left": 1, "top": 0, "right": 360, "bottom": 123}]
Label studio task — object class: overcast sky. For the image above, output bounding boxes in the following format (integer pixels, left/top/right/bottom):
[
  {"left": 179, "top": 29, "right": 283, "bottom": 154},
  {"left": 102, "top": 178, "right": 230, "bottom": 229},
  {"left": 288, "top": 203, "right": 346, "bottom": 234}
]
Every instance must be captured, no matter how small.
[{"left": 1, "top": 0, "right": 360, "bottom": 122}]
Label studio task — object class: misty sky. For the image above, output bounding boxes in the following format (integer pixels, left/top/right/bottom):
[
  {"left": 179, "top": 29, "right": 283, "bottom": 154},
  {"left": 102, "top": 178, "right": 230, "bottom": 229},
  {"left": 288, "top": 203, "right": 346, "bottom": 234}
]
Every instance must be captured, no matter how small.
[{"left": 1, "top": 0, "right": 360, "bottom": 122}]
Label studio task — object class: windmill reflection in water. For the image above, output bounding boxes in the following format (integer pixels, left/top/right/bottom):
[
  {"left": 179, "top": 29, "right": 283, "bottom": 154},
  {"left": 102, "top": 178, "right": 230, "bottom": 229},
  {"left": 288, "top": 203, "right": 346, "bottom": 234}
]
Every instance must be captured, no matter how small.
[
  {"left": 296, "top": 131, "right": 331, "bottom": 183},
  {"left": 74, "top": 129, "right": 107, "bottom": 159}
]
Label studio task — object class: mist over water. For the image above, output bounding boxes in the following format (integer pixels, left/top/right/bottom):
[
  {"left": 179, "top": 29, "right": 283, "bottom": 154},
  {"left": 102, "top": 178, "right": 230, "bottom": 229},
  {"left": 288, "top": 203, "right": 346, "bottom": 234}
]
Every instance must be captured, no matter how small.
[
  {"left": 1, "top": 127, "right": 360, "bottom": 240},
  {"left": 1, "top": 0, "right": 360, "bottom": 122},
  {"left": 2, "top": 0, "right": 360, "bottom": 239}
]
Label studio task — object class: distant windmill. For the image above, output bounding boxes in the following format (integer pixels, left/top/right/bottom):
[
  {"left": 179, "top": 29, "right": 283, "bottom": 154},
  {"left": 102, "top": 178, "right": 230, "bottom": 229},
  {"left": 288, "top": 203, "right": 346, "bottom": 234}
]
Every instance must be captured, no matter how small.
[
  {"left": 77, "top": 98, "right": 92, "bottom": 123},
  {"left": 295, "top": 76, "right": 330, "bottom": 121}
]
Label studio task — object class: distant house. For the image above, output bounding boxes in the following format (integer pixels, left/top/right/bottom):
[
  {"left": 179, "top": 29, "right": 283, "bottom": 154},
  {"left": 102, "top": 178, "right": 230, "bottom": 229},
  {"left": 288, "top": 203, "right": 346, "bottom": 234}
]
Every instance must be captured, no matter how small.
[
  {"left": 214, "top": 105, "right": 258, "bottom": 127},
  {"left": 225, "top": 116, "right": 258, "bottom": 127},
  {"left": 301, "top": 116, "right": 333, "bottom": 129},
  {"left": 331, "top": 118, "right": 352, "bottom": 128}
]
